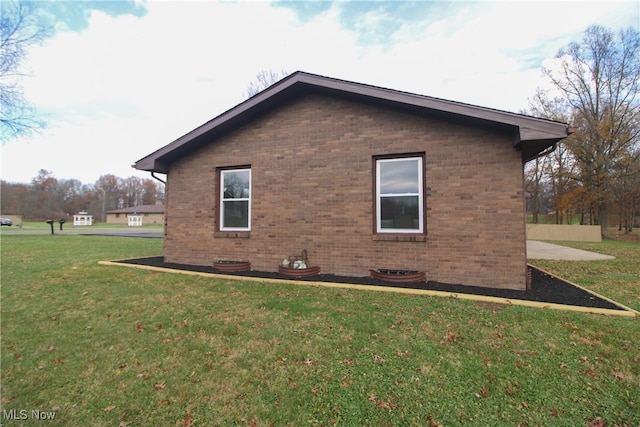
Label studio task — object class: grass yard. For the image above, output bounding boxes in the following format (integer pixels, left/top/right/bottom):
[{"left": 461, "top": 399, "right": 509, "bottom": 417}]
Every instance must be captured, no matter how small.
[{"left": 1, "top": 235, "right": 638, "bottom": 426}]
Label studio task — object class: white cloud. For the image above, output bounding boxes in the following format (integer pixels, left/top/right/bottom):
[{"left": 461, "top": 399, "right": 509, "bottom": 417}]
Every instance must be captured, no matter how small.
[{"left": 1, "top": 0, "right": 637, "bottom": 184}]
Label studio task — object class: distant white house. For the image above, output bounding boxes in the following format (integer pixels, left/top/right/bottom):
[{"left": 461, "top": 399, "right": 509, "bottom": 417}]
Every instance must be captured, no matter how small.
[{"left": 105, "top": 204, "right": 165, "bottom": 226}]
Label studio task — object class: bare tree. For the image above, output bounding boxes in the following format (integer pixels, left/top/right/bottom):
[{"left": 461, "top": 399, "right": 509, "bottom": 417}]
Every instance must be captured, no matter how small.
[
  {"left": 245, "top": 69, "right": 289, "bottom": 98},
  {"left": 29, "top": 169, "right": 59, "bottom": 218},
  {"left": 142, "top": 178, "right": 163, "bottom": 205},
  {"left": 542, "top": 25, "right": 640, "bottom": 237},
  {"left": 525, "top": 89, "right": 578, "bottom": 224},
  {"left": 0, "top": 0, "right": 51, "bottom": 143},
  {"left": 524, "top": 155, "right": 548, "bottom": 223}
]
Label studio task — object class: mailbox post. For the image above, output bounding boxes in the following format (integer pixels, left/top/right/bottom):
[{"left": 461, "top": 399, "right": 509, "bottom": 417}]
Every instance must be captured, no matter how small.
[
  {"left": 59, "top": 218, "right": 66, "bottom": 230},
  {"left": 46, "top": 219, "right": 55, "bottom": 235}
]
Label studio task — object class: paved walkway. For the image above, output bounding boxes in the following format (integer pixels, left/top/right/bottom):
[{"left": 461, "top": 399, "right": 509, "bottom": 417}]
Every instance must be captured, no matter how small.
[{"left": 527, "top": 240, "right": 615, "bottom": 261}]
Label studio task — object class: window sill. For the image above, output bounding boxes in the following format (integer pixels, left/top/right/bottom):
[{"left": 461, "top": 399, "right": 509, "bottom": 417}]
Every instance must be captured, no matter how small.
[
  {"left": 372, "top": 234, "right": 426, "bottom": 242},
  {"left": 215, "top": 231, "right": 250, "bottom": 238}
]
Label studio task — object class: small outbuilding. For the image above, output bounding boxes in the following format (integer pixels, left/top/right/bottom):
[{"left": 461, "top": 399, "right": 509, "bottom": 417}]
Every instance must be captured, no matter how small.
[
  {"left": 73, "top": 212, "right": 93, "bottom": 226},
  {"left": 134, "top": 72, "right": 570, "bottom": 290}
]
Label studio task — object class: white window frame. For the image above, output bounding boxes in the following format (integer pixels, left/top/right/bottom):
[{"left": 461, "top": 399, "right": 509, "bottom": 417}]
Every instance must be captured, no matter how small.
[
  {"left": 375, "top": 156, "right": 424, "bottom": 234},
  {"left": 219, "top": 168, "right": 251, "bottom": 231}
]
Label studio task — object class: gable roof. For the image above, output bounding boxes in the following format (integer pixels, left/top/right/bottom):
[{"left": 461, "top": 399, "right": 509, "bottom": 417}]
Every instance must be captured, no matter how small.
[
  {"left": 134, "top": 71, "right": 571, "bottom": 173},
  {"left": 106, "top": 204, "right": 165, "bottom": 215}
]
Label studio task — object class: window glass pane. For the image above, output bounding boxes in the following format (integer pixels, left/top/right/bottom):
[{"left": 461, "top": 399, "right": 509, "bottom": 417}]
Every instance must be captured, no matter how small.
[
  {"left": 223, "top": 200, "right": 249, "bottom": 228},
  {"left": 223, "top": 170, "right": 250, "bottom": 199},
  {"left": 380, "top": 196, "right": 419, "bottom": 230},
  {"left": 379, "top": 159, "right": 419, "bottom": 194}
]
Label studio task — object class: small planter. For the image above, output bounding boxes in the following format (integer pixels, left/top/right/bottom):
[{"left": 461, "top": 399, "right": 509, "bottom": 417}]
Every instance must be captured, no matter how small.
[
  {"left": 213, "top": 260, "right": 251, "bottom": 272},
  {"left": 278, "top": 265, "right": 321, "bottom": 278},
  {"left": 370, "top": 269, "right": 426, "bottom": 283}
]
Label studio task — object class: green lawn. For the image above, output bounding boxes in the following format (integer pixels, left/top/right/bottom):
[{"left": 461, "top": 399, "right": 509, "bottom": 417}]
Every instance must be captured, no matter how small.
[{"left": 1, "top": 235, "right": 638, "bottom": 426}]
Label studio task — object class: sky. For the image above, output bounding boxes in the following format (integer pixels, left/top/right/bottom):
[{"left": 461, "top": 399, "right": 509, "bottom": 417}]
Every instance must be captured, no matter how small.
[{"left": 1, "top": 0, "right": 638, "bottom": 185}]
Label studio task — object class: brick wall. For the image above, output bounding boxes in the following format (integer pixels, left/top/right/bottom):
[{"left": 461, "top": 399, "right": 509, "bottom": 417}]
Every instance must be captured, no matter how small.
[{"left": 164, "top": 93, "right": 528, "bottom": 290}]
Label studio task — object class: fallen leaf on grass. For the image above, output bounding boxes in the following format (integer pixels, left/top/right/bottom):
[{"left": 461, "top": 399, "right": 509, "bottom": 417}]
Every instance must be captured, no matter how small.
[
  {"left": 443, "top": 331, "right": 457, "bottom": 342},
  {"left": 426, "top": 416, "right": 442, "bottom": 427},
  {"left": 103, "top": 405, "right": 116, "bottom": 412},
  {"left": 182, "top": 412, "right": 194, "bottom": 427},
  {"left": 475, "top": 386, "right": 489, "bottom": 399},
  {"left": 135, "top": 322, "right": 144, "bottom": 333},
  {"left": 586, "top": 417, "right": 606, "bottom": 427},
  {"left": 373, "top": 354, "right": 385, "bottom": 363},
  {"left": 152, "top": 382, "right": 166, "bottom": 390},
  {"left": 374, "top": 396, "right": 397, "bottom": 410},
  {"left": 395, "top": 350, "right": 412, "bottom": 357}
]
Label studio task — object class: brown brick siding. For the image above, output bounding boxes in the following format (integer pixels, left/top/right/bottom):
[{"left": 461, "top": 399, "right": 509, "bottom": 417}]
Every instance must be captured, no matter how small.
[{"left": 164, "top": 93, "right": 528, "bottom": 290}]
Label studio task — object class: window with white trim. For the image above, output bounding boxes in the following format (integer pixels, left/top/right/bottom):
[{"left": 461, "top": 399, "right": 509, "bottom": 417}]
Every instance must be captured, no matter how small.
[
  {"left": 219, "top": 168, "right": 251, "bottom": 231},
  {"left": 375, "top": 156, "right": 424, "bottom": 233}
]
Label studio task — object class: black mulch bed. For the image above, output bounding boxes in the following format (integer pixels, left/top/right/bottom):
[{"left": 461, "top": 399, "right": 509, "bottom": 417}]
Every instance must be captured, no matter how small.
[{"left": 116, "top": 256, "right": 623, "bottom": 311}]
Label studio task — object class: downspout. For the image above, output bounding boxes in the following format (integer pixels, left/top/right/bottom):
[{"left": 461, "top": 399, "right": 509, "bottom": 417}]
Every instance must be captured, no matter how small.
[
  {"left": 529, "top": 142, "right": 557, "bottom": 163},
  {"left": 522, "top": 142, "right": 557, "bottom": 290},
  {"left": 151, "top": 171, "right": 166, "bottom": 184},
  {"left": 150, "top": 172, "right": 167, "bottom": 235}
]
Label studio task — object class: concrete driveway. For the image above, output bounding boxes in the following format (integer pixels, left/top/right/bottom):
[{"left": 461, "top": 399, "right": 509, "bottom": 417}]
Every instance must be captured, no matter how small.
[{"left": 527, "top": 240, "right": 615, "bottom": 261}]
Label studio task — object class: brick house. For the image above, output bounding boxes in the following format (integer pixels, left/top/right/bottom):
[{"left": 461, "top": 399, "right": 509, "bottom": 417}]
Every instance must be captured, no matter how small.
[
  {"left": 105, "top": 204, "right": 165, "bottom": 225},
  {"left": 134, "top": 72, "right": 570, "bottom": 290}
]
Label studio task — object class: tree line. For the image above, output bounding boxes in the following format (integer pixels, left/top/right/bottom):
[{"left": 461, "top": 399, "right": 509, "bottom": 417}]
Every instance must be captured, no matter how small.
[
  {"left": 1, "top": 169, "right": 165, "bottom": 222},
  {"left": 524, "top": 25, "right": 640, "bottom": 237}
]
